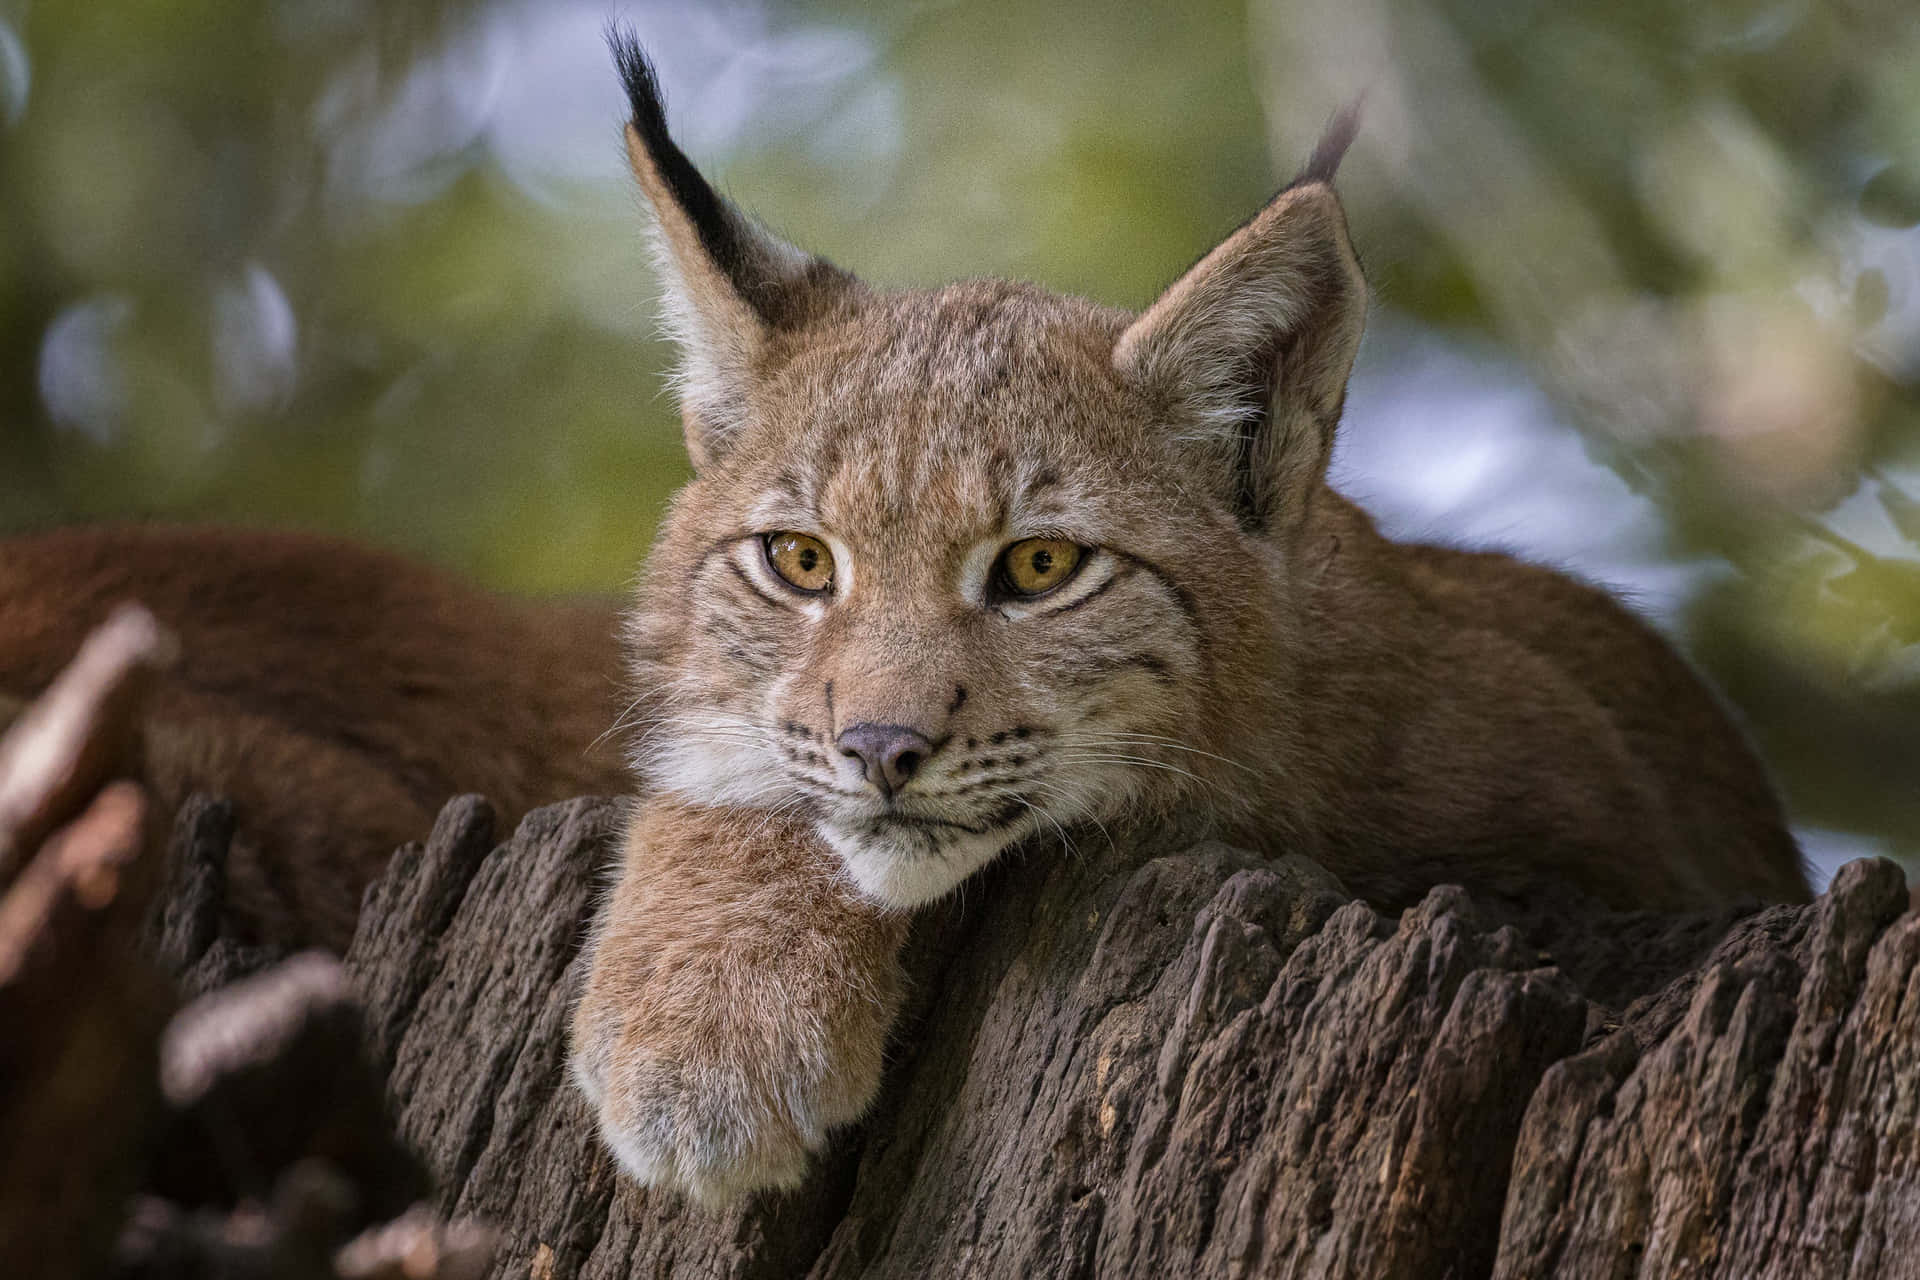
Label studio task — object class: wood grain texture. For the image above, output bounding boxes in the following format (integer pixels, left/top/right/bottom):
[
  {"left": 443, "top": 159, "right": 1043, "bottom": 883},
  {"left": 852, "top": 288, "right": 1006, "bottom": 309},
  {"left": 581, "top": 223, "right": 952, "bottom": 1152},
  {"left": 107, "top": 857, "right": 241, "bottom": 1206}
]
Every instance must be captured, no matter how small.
[
  {"left": 1496, "top": 857, "right": 1919, "bottom": 1279},
  {"left": 332, "top": 796, "right": 1916, "bottom": 1279}
]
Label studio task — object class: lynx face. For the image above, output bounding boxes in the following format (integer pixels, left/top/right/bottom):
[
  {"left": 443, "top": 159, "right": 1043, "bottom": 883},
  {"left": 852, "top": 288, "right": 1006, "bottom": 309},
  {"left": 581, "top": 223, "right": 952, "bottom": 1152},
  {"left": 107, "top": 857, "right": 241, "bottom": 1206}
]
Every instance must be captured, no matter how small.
[
  {"left": 612, "top": 42, "right": 1364, "bottom": 906},
  {"left": 628, "top": 288, "right": 1251, "bottom": 904}
]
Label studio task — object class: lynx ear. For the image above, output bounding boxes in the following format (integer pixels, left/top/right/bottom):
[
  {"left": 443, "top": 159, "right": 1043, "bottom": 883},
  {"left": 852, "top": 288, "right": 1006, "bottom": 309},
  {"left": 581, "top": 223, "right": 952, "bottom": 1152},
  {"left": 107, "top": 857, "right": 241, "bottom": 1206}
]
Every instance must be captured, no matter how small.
[
  {"left": 611, "top": 33, "right": 857, "bottom": 470},
  {"left": 1114, "top": 108, "right": 1366, "bottom": 536}
]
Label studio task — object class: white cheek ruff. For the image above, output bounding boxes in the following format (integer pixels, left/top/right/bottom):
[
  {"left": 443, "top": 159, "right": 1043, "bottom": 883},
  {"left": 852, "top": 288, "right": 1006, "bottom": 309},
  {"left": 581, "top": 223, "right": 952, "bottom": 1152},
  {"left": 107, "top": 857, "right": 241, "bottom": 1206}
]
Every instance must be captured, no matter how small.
[{"left": 645, "top": 736, "right": 790, "bottom": 808}]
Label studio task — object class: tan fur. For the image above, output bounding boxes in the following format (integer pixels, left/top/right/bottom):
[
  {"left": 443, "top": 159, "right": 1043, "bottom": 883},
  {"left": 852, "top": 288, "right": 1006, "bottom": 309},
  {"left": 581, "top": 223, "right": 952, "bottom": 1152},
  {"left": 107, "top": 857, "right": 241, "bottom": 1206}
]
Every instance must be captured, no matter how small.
[
  {"left": 571, "top": 801, "right": 907, "bottom": 1205},
  {"left": 605, "top": 266, "right": 1806, "bottom": 912},
  {"left": 0, "top": 47, "right": 1817, "bottom": 1208},
  {"left": 571, "top": 40, "right": 1811, "bottom": 1206},
  {"left": 0, "top": 523, "right": 629, "bottom": 948}
]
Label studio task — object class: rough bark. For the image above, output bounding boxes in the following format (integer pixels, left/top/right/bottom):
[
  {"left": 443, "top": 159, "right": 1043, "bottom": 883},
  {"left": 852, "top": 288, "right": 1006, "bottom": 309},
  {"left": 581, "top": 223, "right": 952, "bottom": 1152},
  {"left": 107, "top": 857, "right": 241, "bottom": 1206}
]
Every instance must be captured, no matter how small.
[
  {"left": 5, "top": 614, "right": 1913, "bottom": 1280},
  {"left": 1495, "top": 857, "right": 1919, "bottom": 1279},
  {"left": 328, "top": 796, "right": 1916, "bottom": 1280}
]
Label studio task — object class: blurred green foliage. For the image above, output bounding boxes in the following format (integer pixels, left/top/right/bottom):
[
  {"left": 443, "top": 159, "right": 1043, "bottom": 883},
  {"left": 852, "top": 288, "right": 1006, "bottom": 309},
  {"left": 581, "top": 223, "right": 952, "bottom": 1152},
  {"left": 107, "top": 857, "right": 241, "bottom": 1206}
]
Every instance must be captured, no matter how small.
[{"left": 1, "top": 0, "right": 1915, "bottom": 869}]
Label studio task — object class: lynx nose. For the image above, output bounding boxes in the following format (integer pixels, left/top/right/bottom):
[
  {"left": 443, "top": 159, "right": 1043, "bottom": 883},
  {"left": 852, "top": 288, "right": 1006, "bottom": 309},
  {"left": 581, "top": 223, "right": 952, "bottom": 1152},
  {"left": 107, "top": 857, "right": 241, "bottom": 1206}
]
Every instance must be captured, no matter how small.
[{"left": 837, "top": 723, "right": 935, "bottom": 798}]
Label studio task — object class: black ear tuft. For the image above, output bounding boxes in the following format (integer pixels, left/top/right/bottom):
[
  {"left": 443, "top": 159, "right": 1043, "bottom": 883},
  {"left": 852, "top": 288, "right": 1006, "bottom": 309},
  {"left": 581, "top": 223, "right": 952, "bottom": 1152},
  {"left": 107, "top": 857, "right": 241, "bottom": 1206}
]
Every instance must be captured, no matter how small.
[
  {"left": 1295, "top": 95, "right": 1364, "bottom": 187},
  {"left": 608, "top": 24, "right": 668, "bottom": 148},
  {"left": 606, "top": 25, "right": 759, "bottom": 311}
]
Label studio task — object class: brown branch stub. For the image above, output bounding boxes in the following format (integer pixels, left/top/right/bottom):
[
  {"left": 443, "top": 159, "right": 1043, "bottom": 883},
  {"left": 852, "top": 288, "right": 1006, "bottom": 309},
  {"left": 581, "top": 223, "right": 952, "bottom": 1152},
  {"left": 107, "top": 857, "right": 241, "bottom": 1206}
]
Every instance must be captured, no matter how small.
[
  {"left": 334, "top": 1206, "right": 497, "bottom": 1280},
  {"left": 0, "top": 603, "right": 178, "bottom": 1280},
  {"left": 0, "top": 601, "right": 176, "bottom": 887},
  {"left": 0, "top": 778, "right": 149, "bottom": 983},
  {"left": 151, "top": 950, "right": 431, "bottom": 1222}
]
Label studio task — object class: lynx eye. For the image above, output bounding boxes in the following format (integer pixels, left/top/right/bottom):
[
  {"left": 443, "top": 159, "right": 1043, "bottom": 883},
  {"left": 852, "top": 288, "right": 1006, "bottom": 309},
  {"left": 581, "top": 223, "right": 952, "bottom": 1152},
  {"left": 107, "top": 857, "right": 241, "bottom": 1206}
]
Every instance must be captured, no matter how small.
[
  {"left": 764, "top": 532, "right": 835, "bottom": 593},
  {"left": 998, "top": 538, "right": 1083, "bottom": 597}
]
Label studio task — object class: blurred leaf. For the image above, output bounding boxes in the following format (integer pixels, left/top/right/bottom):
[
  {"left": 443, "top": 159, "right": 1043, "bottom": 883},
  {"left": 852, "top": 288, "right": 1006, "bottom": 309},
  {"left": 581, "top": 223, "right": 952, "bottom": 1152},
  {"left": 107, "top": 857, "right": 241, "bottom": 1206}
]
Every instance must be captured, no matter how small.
[
  {"left": 1877, "top": 476, "right": 1920, "bottom": 547},
  {"left": 1859, "top": 165, "right": 1920, "bottom": 229},
  {"left": 1824, "top": 552, "right": 1920, "bottom": 648},
  {"left": 1853, "top": 268, "right": 1890, "bottom": 329}
]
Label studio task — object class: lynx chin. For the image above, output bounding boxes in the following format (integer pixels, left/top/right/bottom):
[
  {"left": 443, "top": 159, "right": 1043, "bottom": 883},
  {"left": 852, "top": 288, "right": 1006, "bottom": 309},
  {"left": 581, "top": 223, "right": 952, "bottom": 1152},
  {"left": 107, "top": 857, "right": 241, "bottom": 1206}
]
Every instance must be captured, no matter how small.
[{"left": 570, "top": 32, "right": 1810, "bottom": 1207}]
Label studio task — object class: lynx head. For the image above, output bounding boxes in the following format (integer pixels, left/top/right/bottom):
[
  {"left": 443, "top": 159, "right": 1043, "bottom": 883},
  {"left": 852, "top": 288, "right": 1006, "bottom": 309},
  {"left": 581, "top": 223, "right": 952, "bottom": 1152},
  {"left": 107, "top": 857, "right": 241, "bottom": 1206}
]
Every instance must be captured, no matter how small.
[{"left": 612, "top": 35, "right": 1366, "bottom": 906}]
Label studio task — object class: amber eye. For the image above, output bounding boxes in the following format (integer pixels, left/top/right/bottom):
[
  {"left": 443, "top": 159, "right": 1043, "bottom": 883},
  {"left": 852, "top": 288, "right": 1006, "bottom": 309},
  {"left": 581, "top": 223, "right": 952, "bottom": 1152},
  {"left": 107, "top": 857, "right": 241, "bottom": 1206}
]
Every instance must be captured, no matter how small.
[
  {"left": 998, "top": 538, "right": 1083, "bottom": 598},
  {"left": 764, "top": 532, "right": 835, "bottom": 593}
]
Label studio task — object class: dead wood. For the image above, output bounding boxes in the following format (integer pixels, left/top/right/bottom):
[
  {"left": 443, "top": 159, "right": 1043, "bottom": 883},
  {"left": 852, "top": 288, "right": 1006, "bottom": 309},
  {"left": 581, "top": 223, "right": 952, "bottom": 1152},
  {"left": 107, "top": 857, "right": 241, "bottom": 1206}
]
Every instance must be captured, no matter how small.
[
  {"left": 0, "top": 603, "right": 173, "bottom": 886},
  {"left": 0, "top": 611, "right": 484, "bottom": 1280},
  {"left": 113, "top": 955, "right": 485, "bottom": 1280},
  {"left": 5, "top": 610, "right": 1911, "bottom": 1280},
  {"left": 1495, "top": 857, "right": 1919, "bottom": 1279},
  {"left": 329, "top": 795, "right": 1917, "bottom": 1279}
]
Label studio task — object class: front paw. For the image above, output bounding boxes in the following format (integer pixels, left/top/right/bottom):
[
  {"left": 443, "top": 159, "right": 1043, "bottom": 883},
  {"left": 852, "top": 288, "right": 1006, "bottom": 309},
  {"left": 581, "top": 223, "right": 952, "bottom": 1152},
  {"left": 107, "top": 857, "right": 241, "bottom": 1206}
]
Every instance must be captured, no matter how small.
[
  {"left": 570, "top": 1047, "right": 805, "bottom": 1206},
  {"left": 567, "top": 801, "right": 910, "bottom": 1206},
  {"left": 570, "top": 980, "right": 887, "bottom": 1207}
]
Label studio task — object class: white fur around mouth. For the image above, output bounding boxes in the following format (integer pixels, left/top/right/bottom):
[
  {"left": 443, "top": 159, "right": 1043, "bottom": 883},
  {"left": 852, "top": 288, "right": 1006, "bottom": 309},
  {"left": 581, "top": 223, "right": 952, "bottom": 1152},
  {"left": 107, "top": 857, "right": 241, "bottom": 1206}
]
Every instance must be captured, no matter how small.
[{"left": 821, "top": 810, "right": 1035, "bottom": 907}]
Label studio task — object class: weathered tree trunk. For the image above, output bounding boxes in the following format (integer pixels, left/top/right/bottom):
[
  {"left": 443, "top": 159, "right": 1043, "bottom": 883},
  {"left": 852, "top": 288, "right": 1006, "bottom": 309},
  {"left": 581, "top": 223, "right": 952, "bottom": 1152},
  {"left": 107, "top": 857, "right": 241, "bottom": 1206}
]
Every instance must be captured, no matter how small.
[
  {"left": 1496, "top": 859, "right": 1919, "bottom": 1278},
  {"left": 5, "top": 615, "right": 1913, "bottom": 1279},
  {"left": 331, "top": 796, "right": 1917, "bottom": 1280}
]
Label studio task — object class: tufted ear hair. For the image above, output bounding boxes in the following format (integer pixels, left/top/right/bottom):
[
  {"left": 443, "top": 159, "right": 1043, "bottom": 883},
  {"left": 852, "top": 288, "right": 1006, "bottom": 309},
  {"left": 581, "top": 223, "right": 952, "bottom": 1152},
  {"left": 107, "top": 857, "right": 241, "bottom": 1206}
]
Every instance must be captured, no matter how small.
[
  {"left": 610, "top": 31, "right": 860, "bottom": 471},
  {"left": 1114, "top": 107, "right": 1367, "bottom": 538}
]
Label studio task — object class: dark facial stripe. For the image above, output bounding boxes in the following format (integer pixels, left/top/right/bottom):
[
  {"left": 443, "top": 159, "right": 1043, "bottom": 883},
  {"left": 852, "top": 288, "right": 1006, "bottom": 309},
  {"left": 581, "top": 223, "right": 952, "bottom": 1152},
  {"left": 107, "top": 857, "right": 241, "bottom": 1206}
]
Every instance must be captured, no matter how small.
[
  {"left": 1109, "top": 549, "right": 1208, "bottom": 670},
  {"left": 724, "top": 556, "right": 788, "bottom": 610},
  {"left": 772, "top": 466, "right": 815, "bottom": 513},
  {"left": 1059, "top": 650, "right": 1177, "bottom": 688},
  {"left": 1046, "top": 565, "right": 1125, "bottom": 616},
  {"left": 687, "top": 536, "right": 739, "bottom": 586}
]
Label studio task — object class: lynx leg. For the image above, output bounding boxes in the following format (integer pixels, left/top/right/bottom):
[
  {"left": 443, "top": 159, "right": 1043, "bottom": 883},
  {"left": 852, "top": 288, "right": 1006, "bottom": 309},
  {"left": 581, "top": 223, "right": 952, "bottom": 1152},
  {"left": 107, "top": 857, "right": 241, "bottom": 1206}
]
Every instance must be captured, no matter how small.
[{"left": 570, "top": 799, "right": 910, "bottom": 1205}]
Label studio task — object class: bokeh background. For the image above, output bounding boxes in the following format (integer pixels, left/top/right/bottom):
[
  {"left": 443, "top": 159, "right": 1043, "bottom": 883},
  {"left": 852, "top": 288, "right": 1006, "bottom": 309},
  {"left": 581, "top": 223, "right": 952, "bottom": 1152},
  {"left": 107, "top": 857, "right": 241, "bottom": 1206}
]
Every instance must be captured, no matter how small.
[{"left": 2, "top": 0, "right": 1915, "bottom": 885}]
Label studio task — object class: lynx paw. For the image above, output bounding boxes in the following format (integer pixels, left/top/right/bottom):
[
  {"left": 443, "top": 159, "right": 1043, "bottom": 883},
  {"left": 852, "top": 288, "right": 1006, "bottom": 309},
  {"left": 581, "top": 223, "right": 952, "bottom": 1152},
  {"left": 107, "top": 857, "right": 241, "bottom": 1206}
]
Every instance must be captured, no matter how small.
[
  {"left": 571, "top": 1048, "right": 818, "bottom": 1206},
  {"left": 567, "top": 801, "right": 910, "bottom": 1206},
  {"left": 569, "top": 979, "right": 889, "bottom": 1208}
]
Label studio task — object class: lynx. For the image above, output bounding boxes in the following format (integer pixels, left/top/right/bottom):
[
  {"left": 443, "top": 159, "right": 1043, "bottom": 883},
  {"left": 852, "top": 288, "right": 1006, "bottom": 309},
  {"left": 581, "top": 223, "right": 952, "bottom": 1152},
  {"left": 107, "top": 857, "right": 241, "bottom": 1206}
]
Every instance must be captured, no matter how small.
[
  {"left": 0, "top": 524, "right": 629, "bottom": 948},
  {"left": 0, "top": 31, "right": 1817, "bottom": 1207},
  {"left": 568, "top": 36, "right": 1811, "bottom": 1205}
]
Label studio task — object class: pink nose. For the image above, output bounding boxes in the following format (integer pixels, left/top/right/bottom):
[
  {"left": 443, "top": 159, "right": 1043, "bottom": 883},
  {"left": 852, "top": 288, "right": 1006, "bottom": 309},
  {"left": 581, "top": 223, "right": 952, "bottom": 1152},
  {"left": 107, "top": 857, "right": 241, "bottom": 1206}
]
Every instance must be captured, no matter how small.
[{"left": 836, "top": 723, "right": 935, "bottom": 797}]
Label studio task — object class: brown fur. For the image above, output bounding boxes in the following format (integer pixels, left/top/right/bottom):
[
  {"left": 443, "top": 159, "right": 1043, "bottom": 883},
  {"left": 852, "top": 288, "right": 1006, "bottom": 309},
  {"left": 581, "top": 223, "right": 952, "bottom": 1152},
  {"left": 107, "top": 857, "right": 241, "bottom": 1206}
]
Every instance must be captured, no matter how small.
[
  {"left": 571, "top": 801, "right": 907, "bottom": 1204},
  {"left": 0, "top": 523, "right": 628, "bottom": 947},
  {"left": 570, "top": 36, "right": 1811, "bottom": 1205},
  {"left": 1, "top": 40, "right": 1817, "bottom": 1208}
]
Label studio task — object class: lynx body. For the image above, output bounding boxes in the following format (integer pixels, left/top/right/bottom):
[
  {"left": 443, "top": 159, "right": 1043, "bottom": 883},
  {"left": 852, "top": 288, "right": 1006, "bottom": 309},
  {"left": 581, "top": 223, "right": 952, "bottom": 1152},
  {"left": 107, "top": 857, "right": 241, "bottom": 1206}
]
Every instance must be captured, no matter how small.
[
  {"left": 571, "top": 38, "right": 1809, "bottom": 1204},
  {"left": 0, "top": 524, "right": 627, "bottom": 947},
  {"left": 0, "top": 37, "right": 1812, "bottom": 1209}
]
